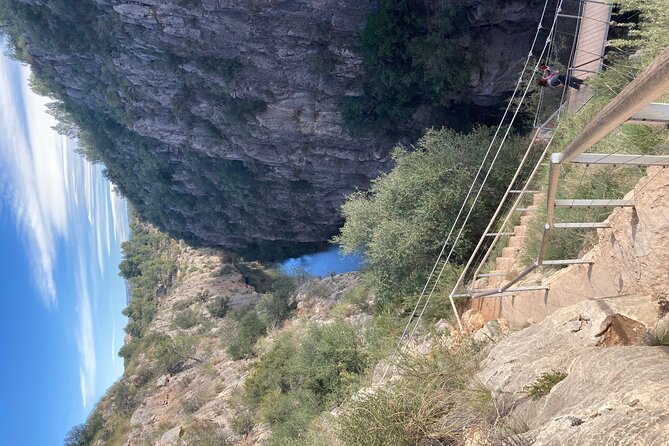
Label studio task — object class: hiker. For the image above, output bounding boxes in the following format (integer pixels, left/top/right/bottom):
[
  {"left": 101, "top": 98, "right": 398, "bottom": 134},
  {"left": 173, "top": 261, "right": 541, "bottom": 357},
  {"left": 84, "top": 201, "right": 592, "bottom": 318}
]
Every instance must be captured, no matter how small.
[{"left": 536, "top": 64, "right": 584, "bottom": 90}]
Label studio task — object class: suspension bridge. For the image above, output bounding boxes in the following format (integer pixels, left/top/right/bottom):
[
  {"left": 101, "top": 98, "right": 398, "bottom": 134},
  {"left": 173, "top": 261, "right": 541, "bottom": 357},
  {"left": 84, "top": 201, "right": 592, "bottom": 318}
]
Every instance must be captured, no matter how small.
[{"left": 389, "top": 0, "right": 669, "bottom": 360}]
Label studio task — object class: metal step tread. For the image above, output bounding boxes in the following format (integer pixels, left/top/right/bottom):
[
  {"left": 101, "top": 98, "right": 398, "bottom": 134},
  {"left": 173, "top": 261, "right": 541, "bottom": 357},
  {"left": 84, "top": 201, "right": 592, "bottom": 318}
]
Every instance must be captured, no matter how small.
[
  {"left": 571, "top": 153, "right": 669, "bottom": 166},
  {"left": 554, "top": 198, "right": 634, "bottom": 207},
  {"left": 627, "top": 102, "right": 669, "bottom": 125},
  {"left": 542, "top": 259, "right": 594, "bottom": 265},
  {"left": 554, "top": 222, "right": 611, "bottom": 229},
  {"left": 453, "top": 285, "right": 549, "bottom": 298},
  {"left": 476, "top": 272, "right": 508, "bottom": 278}
]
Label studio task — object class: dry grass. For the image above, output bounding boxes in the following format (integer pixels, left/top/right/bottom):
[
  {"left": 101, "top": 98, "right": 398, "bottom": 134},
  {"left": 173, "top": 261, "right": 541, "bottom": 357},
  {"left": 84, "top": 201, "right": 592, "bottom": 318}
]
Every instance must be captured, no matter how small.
[{"left": 336, "top": 340, "right": 524, "bottom": 446}]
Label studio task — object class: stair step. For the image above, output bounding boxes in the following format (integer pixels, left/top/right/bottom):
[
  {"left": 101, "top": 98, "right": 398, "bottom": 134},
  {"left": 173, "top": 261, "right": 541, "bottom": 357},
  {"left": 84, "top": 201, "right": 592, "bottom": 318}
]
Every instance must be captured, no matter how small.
[
  {"left": 454, "top": 285, "right": 550, "bottom": 299},
  {"left": 476, "top": 272, "right": 507, "bottom": 278},
  {"left": 489, "top": 278, "right": 505, "bottom": 287},
  {"left": 514, "top": 225, "right": 528, "bottom": 236},
  {"left": 571, "top": 153, "right": 669, "bottom": 166},
  {"left": 542, "top": 259, "right": 594, "bottom": 266},
  {"left": 532, "top": 193, "right": 546, "bottom": 206},
  {"left": 553, "top": 222, "right": 611, "bottom": 229},
  {"left": 502, "top": 246, "right": 520, "bottom": 258},
  {"left": 495, "top": 257, "right": 516, "bottom": 270},
  {"left": 507, "top": 236, "right": 525, "bottom": 248},
  {"left": 470, "top": 285, "right": 550, "bottom": 298},
  {"left": 520, "top": 215, "right": 535, "bottom": 226}
]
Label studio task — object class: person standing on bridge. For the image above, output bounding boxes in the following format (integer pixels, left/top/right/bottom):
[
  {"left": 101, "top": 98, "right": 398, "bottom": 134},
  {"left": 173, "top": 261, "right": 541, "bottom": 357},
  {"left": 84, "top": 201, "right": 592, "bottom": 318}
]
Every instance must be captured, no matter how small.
[{"left": 537, "top": 64, "right": 584, "bottom": 90}]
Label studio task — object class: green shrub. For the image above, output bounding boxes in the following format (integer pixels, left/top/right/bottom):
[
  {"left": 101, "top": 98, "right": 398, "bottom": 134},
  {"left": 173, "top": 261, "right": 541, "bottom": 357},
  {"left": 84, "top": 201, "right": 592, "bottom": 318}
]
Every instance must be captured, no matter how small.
[
  {"left": 173, "top": 309, "right": 200, "bottom": 330},
  {"left": 117, "top": 341, "right": 137, "bottom": 364},
  {"left": 261, "top": 390, "right": 320, "bottom": 446},
  {"left": 182, "top": 391, "right": 207, "bottom": 414},
  {"left": 108, "top": 381, "right": 138, "bottom": 415},
  {"left": 344, "top": 0, "right": 474, "bottom": 137},
  {"left": 362, "top": 308, "right": 406, "bottom": 364},
  {"left": 196, "top": 56, "right": 243, "bottom": 80},
  {"left": 225, "top": 97, "right": 267, "bottom": 122},
  {"left": 524, "top": 371, "right": 568, "bottom": 400},
  {"left": 182, "top": 421, "right": 232, "bottom": 446},
  {"left": 613, "top": 0, "right": 669, "bottom": 61},
  {"left": 227, "top": 311, "right": 265, "bottom": 359},
  {"left": 207, "top": 295, "right": 231, "bottom": 318},
  {"left": 244, "top": 322, "right": 369, "bottom": 444},
  {"left": 195, "top": 290, "right": 211, "bottom": 303},
  {"left": 641, "top": 318, "right": 669, "bottom": 346},
  {"left": 297, "top": 323, "right": 367, "bottom": 401},
  {"left": 64, "top": 412, "right": 105, "bottom": 446},
  {"left": 154, "top": 335, "right": 198, "bottom": 374},
  {"left": 212, "top": 264, "right": 235, "bottom": 277},
  {"left": 230, "top": 406, "right": 256, "bottom": 437},
  {"left": 119, "top": 218, "right": 180, "bottom": 344},
  {"left": 245, "top": 331, "right": 299, "bottom": 405},
  {"left": 334, "top": 127, "right": 527, "bottom": 302},
  {"left": 171, "top": 299, "right": 192, "bottom": 311},
  {"left": 256, "top": 292, "right": 291, "bottom": 330}
]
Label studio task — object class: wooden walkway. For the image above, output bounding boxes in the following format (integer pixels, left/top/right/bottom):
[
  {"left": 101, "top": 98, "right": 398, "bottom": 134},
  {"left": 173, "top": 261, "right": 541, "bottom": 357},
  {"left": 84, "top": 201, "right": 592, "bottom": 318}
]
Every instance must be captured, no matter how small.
[{"left": 568, "top": 0, "right": 612, "bottom": 110}]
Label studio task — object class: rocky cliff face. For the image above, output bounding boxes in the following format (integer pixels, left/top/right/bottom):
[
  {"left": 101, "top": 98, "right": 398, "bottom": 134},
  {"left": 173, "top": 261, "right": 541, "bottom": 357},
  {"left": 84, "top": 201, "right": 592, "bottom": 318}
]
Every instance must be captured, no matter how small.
[{"left": 5, "top": 0, "right": 545, "bottom": 259}]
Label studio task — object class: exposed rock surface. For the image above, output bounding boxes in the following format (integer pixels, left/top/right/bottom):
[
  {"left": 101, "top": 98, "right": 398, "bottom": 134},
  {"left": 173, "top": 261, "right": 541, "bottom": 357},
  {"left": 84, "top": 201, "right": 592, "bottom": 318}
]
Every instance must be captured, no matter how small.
[
  {"left": 115, "top": 247, "right": 261, "bottom": 444},
  {"left": 290, "top": 272, "right": 362, "bottom": 321},
  {"left": 88, "top": 240, "right": 372, "bottom": 444},
  {"left": 4, "top": 0, "right": 546, "bottom": 258},
  {"left": 478, "top": 295, "right": 668, "bottom": 445}
]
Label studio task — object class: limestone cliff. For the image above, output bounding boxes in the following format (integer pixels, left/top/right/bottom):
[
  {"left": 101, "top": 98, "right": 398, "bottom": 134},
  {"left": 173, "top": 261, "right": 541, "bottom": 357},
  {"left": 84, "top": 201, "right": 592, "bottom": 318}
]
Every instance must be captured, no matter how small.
[{"left": 1, "top": 0, "right": 546, "bottom": 259}]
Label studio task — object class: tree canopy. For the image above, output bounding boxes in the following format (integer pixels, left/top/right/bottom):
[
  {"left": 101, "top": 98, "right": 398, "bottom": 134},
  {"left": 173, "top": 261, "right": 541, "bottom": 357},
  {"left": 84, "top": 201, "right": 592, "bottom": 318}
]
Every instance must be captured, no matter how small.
[{"left": 334, "top": 126, "right": 528, "bottom": 301}]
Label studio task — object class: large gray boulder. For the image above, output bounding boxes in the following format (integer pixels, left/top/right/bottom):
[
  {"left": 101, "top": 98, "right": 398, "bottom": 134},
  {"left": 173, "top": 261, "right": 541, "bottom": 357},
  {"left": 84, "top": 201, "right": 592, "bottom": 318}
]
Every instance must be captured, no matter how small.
[{"left": 478, "top": 295, "right": 668, "bottom": 445}]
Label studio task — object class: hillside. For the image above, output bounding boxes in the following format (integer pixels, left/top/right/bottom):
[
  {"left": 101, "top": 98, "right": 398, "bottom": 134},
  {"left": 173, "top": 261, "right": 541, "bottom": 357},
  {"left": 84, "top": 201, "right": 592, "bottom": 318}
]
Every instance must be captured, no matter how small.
[
  {"left": 68, "top": 225, "right": 382, "bottom": 445},
  {"left": 72, "top": 164, "right": 669, "bottom": 445}
]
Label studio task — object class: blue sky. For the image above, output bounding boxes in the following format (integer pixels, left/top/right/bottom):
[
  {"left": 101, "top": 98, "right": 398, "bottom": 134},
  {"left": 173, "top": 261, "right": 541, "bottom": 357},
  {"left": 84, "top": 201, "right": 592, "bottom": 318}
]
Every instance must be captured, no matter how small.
[{"left": 0, "top": 44, "right": 129, "bottom": 445}]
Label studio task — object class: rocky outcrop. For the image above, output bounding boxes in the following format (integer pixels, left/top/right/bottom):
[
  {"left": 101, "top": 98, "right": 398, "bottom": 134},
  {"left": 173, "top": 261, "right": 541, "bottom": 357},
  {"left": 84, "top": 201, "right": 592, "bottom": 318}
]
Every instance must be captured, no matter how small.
[
  {"left": 477, "top": 295, "right": 668, "bottom": 445},
  {"left": 4, "top": 0, "right": 547, "bottom": 259},
  {"left": 115, "top": 247, "right": 261, "bottom": 444}
]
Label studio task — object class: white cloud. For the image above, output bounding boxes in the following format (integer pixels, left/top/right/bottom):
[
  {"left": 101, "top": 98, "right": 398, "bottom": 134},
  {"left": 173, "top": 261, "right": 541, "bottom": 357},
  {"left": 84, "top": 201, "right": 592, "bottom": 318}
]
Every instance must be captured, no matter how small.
[
  {"left": 109, "top": 183, "right": 129, "bottom": 243},
  {"left": 76, "top": 277, "right": 97, "bottom": 408},
  {"left": 111, "top": 325, "right": 117, "bottom": 365},
  {"left": 0, "top": 59, "right": 71, "bottom": 307}
]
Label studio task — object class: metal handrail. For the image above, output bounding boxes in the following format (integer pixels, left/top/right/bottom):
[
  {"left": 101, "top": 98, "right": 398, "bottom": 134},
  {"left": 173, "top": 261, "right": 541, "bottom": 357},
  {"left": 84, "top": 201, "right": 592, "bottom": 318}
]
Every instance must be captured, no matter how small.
[
  {"left": 448, "top": 113, "right": 558, "bottom": 303},
  {"left": 472, "top": 47, "right": 669, "bottom": 301}
]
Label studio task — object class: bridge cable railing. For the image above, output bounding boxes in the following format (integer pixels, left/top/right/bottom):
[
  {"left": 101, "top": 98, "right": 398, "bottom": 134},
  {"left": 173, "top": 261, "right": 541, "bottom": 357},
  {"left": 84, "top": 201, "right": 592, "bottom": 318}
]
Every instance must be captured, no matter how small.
[
  {"left": 379, "top": 0, "right": 565, "bottom": 376},
  {"left": 383, "top": 0, "right": 562, "bottom": 363},
  {"left": 457, "top": 47, "right": 669, "bottom": 308}
]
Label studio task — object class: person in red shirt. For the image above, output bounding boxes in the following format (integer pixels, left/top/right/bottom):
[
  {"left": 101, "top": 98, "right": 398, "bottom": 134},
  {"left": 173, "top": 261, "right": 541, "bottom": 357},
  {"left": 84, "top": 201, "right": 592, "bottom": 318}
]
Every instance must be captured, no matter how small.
[{"left": 536, "top": 64, "right": 584, "bottom": 90}]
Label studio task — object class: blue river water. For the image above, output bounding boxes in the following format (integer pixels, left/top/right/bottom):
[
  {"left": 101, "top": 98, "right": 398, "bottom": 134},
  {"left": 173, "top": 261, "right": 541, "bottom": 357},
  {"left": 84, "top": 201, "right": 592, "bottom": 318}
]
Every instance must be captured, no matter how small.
[{"left": 280, "top": 246, "right": 364, "bottom": 277}]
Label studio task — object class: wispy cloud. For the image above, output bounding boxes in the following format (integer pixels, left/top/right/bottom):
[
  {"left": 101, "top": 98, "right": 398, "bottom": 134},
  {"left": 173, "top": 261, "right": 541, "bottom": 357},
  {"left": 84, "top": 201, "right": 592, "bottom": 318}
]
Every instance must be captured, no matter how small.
[
  {"left": 111, "top": 325, "right": 117, "bottom": 366},
  {"left": 0, "top": 58, "right": 70, "bottom": 307},
  {"left": 76, "top": 269, "right": 97, "bottom": 408}
]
